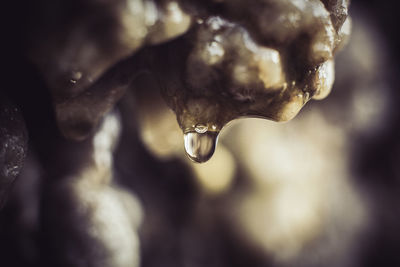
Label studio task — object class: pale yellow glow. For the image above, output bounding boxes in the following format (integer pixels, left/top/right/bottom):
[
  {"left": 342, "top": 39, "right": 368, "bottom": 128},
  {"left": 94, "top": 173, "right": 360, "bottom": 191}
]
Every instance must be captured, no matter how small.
[
  {"left": 138, "top": 102, "right": 182, "bottom": 160},
  {"left": 190, "top": 144, "right": 235, "bottom": 194},
  {"left": 223, "top": 110, "right": 368, "bottom": 263}
]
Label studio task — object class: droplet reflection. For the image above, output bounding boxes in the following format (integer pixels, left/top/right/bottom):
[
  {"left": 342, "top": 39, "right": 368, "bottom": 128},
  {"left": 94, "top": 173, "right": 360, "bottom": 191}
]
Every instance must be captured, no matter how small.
[
  {"left": 184, "top": 131, "right": 218, "bottom": 163},
  {"left": 195, "top": 124, "right": 208, "bottom": 134}
]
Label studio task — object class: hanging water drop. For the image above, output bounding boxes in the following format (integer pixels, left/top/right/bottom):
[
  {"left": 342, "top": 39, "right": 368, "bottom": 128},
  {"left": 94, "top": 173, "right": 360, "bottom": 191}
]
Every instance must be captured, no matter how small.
[
  {"left": 184, "top": 130, "right": 218, "bottom": 163},
  {"left": 195, "top": 124, "right": 208, "bottom": 133},
  {"left": 70, "top": 71, "right": 82, "bottom": 84}
]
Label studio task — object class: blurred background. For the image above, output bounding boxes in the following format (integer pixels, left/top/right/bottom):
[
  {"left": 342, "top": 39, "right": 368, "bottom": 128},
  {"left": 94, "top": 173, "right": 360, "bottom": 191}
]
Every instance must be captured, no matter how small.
[{"left": 1, "top": 0, "right": 400, "bottom": 267}]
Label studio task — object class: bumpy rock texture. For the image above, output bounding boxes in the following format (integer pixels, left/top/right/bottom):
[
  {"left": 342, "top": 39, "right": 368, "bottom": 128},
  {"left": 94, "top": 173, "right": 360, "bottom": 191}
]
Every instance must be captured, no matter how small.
[
  {"left": 155, "top": 0, "right": 351, "bottom": 134},
  {"left": 27, "top": 0, "right": 350, "bottom": 141}
]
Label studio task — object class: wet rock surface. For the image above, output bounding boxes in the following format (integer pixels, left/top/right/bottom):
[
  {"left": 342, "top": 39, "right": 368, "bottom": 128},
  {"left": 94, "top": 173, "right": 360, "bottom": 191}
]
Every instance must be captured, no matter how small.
[{"left": 26, "top": 0, "right": 349, "bottom": 146}]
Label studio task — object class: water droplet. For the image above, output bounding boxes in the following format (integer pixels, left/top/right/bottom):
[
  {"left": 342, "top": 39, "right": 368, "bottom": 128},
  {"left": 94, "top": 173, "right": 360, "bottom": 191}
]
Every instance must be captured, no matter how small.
[
  {"left": 70, "top": 71, "right": 82, "bottom": 84},
  {"left": 184, "top": 131, "right": 218, "bottom": 163},
  {"left": 195, "top": 124, "right": 208, "bottom": 134}
]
